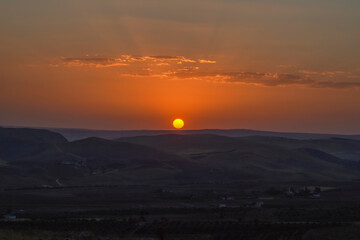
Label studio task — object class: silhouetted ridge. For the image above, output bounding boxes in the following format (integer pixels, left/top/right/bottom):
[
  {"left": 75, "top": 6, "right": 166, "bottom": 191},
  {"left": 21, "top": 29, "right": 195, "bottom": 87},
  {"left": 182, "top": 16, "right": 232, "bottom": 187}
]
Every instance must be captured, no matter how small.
[
  {"left": 0, "top": 127, "right": 68, "bottom": 161},
  {"left": 47, "top": 127, "right": 360, "bottom": 141},
  {"left": 0, "top": 127, "right": 68, "bottom": 144},
  {"left": 1, "top": 127, "right": 360, "bottom": 187}
]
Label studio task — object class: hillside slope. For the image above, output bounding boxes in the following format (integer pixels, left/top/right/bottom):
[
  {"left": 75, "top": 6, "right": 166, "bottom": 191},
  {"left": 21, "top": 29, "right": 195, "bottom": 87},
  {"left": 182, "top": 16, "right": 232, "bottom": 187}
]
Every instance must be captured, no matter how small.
[
  {"left": 117, "top": 134, "right": 360, "bottom": 181},
  {"left": 1, "top": 127, "right": 360, "bottom": 188}
]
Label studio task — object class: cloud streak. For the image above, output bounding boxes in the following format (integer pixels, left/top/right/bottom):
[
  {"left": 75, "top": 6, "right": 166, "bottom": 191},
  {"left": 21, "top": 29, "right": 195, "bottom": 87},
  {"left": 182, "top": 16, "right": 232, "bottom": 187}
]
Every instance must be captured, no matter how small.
[
  {"left": 120, "top": 70, "right": 360, "bottom": 89},
  {"left": 60, "top": 55, "right": 215, "bottom": 67},
  {"left": 58, "top": 55, "right": 360, "bottom": 89}
]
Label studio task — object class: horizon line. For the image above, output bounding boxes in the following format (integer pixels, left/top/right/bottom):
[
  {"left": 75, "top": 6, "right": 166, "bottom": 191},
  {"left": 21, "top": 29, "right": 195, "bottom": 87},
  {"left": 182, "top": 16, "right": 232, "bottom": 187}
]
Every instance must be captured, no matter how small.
[{"left": 1, "top": 124, "right": 360, "bottom": 136}]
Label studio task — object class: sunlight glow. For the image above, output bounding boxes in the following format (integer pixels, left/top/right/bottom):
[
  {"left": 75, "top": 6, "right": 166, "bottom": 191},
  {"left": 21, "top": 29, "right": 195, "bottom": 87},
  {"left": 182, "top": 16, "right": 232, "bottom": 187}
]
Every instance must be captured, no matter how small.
[{"left": 173, "top": 119, "right": 184, "bottom": 129}]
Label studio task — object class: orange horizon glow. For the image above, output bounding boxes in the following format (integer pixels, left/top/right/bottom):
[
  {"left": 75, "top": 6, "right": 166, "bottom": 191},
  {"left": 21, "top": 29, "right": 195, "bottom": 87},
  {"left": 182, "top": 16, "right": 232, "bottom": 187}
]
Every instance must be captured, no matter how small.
[{"left": 0, "top": 1, "right": 360, "bottom": 134}]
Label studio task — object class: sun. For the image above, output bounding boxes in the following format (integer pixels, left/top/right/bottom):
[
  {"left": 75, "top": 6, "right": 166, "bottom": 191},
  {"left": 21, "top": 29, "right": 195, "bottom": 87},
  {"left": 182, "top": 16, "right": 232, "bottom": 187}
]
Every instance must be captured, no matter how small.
[{"left": 173, "top": 118, "right": 184, "bottom": 129}]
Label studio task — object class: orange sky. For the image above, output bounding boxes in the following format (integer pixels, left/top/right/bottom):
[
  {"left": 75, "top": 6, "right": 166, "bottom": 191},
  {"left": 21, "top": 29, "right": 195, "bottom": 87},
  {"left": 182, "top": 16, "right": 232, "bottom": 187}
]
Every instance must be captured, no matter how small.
[{"left": 1, "top": 1, "right": 360, "bottom": 133}]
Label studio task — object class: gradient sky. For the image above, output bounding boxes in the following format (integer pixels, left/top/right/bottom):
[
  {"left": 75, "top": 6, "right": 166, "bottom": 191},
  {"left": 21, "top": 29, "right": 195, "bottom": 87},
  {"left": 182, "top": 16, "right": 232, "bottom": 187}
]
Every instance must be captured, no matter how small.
[{"left": 1, "top": 0, "right": 360, "bottom": 133}]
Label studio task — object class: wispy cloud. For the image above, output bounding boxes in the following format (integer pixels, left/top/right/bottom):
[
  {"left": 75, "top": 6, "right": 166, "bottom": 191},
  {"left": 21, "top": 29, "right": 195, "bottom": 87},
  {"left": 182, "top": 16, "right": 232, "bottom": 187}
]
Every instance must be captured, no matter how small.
[
  {"left": 60, "top": 55, "right": 213, "bottom": 67},
  {"left": 198, "top": 59, "right": 216, "bottom": 64},
  {"left": 300, "top": 70, "right": 347, "bottom": 77},
  {"left": 57, "top": 55, "right": 360, "bottom": 89},
  {"left": 311, "top": 81, "right": 360, "bottom": 89},
  {"left": 122, "top": 70, "right": 360, "bottom": 89},
  {"left": 299, "top": 70, "right": 319, "bottom": 75},
  {"left": 204, "top": 72, "right": 315, "bottom": 86},
  {"left": 61, "top": 57, "right": 129, "bottom": 68},
  {"left": 155, "top": 71, "right": 316, "bottom": 87}
]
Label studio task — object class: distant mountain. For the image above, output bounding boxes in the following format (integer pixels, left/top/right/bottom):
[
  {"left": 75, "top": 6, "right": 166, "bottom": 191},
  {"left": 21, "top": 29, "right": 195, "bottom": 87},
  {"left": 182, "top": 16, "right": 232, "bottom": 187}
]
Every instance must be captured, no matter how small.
[
  {"left": 117, "top": 134, "right": 239, "bottom": 153},
  {"left": 60, "top": 136, "right": 199, "bottom": 170},
  {"left": 45, "top": 127, "right": 360, "bottom": 141},
  {"left": 117, "top": 134, "right": 360, "bottom": 181},
  {"left": 0, "top": 127, "right": 69, "bottom": 188},
  {"left": 0, "top": 127, "right": 68, "bottom": 162},
  {"left": 0, "top": 127, "right": 67, "bottom": 146},
  {"left": 241, "top": 136, "right": 360, "bottom": 162},
  {"left": 0, "top": 128, "right": 212, "bottom": 188},
  {"left": 1, "top": 127, "right": 360, "bottom": 188},
  {"left": 117, "top": 134, "right": 360, "bottom": 157}
]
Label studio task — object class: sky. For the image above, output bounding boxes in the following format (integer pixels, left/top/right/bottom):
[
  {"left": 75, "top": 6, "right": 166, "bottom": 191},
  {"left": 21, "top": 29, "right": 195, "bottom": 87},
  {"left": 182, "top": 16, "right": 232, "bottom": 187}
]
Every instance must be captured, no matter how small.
[{"left": 1, "top": 0, "right": 360, "bottom": 134}]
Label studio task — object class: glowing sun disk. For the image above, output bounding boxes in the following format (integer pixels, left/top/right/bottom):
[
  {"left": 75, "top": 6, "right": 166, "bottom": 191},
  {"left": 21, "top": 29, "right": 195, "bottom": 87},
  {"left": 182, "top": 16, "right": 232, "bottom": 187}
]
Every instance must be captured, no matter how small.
[{"left": 173, "top": 118, "right": 184, "bottom": 129}]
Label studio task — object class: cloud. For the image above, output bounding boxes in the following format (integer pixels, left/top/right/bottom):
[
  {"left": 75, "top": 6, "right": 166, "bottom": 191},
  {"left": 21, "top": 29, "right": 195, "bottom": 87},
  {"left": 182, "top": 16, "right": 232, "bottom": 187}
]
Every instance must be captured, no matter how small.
[
  {"left": 300, "top": 70, "right": 347, "bottom": 77},
  {"left": 59, "top": 55, "right": 210, "bottom": 68},
  {"left": 61, "top": 57, "right": 129, "bottom": 68},
  {"left": 143, "top": 70, "right": 359, "bottom": 89},
  {"left": 321, "top": 71, "right": 346, "bottom": 77},
  {"left": 57, "top": 55, "right": 360, "bottom": 89},
  {"left": 311, "top": 81, "right": 360, "bottom": 89},
  {"left": 198, "top": 59, "right": 216, "bottom": 64},
  {"left": 224, "top": 72, "right": 314, "bottom": 86},
  {"left": 167, "top": 71, "right": 316, "bottom": 87}
]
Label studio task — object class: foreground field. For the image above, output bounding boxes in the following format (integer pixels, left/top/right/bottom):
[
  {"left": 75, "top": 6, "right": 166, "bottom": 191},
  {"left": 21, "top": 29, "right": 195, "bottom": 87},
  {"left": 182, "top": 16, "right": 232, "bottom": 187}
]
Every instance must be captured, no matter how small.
[
  {"left": 2, "top": 181, "right": 360, "bottom": 239},
  {"left": 1, "top": 220, "right": 358, "bottom": 240}
]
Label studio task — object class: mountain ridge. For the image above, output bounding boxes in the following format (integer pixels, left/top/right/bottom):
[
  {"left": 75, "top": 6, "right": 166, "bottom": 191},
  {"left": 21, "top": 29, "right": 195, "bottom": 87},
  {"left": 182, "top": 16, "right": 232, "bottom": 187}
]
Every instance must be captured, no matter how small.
[
  {"left": 2, "top": 126, "right": 357, "bottom": 141},
  {"left": 1, "top": 127, "right": 360, "bottom": 188}
]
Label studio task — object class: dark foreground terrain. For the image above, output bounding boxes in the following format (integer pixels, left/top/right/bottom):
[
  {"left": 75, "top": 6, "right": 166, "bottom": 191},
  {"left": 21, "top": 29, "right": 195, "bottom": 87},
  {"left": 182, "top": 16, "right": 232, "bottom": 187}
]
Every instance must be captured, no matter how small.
[
  {"left": 2, "top": 181, "right": 360, "bottom": 239},
  {"left": 1, "top": 127, "right": 360, "bottom": 239}
]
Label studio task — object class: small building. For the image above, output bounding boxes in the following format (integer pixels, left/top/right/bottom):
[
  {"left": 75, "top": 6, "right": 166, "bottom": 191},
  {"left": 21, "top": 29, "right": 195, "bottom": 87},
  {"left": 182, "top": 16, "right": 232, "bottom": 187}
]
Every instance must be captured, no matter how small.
[
  {"left": 251, "top": 201, "right": 264, "bottom": 208},
  {"left": 309, "top": 193, "right": 321, "bottom": 199},
  {"left": 285, "top": 187, "right": 295, "bottom": 198},
  {"left": 17, "top": 209, "right": 25, "bottom": 215},
  {"left": 3, "top": 214, "right": 16, "bottom": 220},
  {"left": 222, "top": 196, "right": 235, "bottom": 201},
  {"left": 244, "top": 201, "right": 264, "bottom": 209}
]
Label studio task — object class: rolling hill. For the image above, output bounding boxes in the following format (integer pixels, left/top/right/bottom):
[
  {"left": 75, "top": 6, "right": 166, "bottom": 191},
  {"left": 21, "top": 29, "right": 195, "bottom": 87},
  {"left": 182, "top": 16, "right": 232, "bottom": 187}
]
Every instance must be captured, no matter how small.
[
  {"left": 1, "top": 127, "right": 360, "bottom": 188},
  {"left": 117, "top": 134, "right": 360, "bottom": 181},
  {"left": 0, "top": 127, "right": 68, "bottom": 162},
  {"left": 44, "top": 127, "right": 360, "bottom": 141},
  {"left": 0, "top": 128, "right": 211, "bottom": 187}
]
